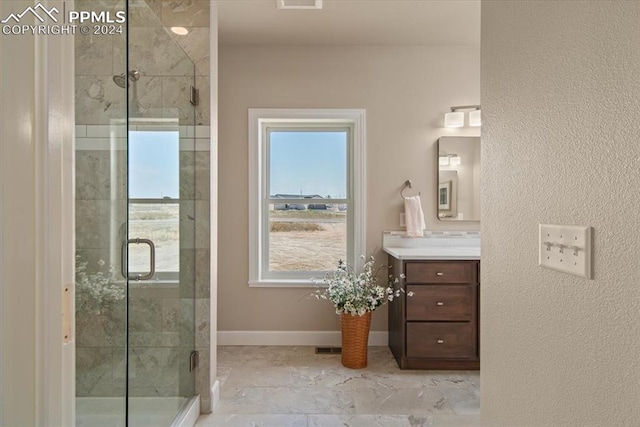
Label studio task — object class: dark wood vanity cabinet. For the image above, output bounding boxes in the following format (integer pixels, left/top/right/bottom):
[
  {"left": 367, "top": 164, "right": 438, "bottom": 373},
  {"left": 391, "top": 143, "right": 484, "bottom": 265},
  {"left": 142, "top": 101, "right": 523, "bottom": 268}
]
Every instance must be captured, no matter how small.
[{"left": 388, "top": 258, "right": 480, "bottom": 370}]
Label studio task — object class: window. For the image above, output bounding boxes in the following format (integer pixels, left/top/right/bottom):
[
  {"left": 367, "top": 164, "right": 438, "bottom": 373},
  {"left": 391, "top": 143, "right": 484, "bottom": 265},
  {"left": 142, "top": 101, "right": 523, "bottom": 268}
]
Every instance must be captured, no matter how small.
[
  {"left": 249, "top": 109, "right": 366, "bottom": 286},
  {"left": 128, "top": 129, "right": 180, "bottom": 281}
]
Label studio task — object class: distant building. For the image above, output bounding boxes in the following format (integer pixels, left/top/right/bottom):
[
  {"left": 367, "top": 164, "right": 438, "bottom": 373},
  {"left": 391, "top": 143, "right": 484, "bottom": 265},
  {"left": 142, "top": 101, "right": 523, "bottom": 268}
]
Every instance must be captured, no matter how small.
[{"left": 270, "top": 194, "right": 327, "bottom": 210}]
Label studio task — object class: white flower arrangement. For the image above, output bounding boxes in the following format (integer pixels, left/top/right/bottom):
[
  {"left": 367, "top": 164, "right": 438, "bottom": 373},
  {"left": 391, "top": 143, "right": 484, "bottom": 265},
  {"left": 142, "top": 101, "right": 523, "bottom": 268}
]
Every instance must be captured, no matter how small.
[
  {"left": 76, "top": 255, "right": 125, "bottom": 314},
  {"left": 314, "top": 255, "right": 412, "bottom": 317}
]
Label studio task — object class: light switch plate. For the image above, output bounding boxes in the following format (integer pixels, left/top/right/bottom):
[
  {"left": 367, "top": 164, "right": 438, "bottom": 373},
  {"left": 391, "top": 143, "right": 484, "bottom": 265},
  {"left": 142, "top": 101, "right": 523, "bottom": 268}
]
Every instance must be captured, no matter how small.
[{"left": 539, "top": 224, "right": 592, "bottom": 279}]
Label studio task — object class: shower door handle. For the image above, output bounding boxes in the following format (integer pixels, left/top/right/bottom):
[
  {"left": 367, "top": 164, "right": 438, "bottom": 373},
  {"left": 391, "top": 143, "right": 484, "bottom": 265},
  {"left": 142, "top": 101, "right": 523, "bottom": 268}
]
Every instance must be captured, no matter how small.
[
  {"left": 121, "top": 238, "right": 156, "bottom": 281},
  {"left": 132, "top": 238, "right": 155, "bottom": 280}
]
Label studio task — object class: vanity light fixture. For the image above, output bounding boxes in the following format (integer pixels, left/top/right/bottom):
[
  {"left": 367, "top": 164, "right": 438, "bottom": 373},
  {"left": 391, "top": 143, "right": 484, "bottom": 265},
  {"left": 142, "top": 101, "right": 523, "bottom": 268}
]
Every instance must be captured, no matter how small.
[
  {"left": 439, "top": 153, "right": 461, "bottom": 167},
  {"left": 468, "top": 108, "right": 482, "bottom": 127},
  {"left": 444, "top": 105, "right": 481, "bottom": 128},
  {"left": 449, "top": 156, "right": 461, "bottom": 166},
  {"left": 444, "top": 111, "right": 464, "bottom": 128}
]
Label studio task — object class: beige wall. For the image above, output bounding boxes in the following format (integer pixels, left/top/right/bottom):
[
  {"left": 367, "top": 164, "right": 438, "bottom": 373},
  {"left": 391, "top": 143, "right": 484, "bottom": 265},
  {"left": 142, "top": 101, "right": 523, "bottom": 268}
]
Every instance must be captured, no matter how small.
[
  {"left": 219, "top": 45, "right": 480, "bottom": 332},
  {"left": 482, "top": 2, "right": 640, "bottom": 425}
]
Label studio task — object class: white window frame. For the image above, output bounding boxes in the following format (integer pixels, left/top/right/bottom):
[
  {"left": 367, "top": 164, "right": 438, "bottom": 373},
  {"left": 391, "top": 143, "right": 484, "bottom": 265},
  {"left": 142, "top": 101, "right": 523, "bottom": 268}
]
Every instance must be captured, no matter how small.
[{"left": 248, "top": 109, "right": 366, "bottom": 287}]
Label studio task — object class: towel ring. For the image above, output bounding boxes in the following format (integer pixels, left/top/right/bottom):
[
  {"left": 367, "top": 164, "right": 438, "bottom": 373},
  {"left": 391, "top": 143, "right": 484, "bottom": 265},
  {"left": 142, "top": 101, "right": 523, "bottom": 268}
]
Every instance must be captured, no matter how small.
[{"left": 400, "top": 180, "right": 421, "bottom": 199}]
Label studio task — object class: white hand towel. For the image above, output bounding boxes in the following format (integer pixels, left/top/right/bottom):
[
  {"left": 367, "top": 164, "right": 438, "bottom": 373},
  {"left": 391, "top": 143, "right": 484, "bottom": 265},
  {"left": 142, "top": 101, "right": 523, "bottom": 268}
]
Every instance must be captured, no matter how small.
[{"left": 404, "top": 196, "right": 425, "bottom": 237}]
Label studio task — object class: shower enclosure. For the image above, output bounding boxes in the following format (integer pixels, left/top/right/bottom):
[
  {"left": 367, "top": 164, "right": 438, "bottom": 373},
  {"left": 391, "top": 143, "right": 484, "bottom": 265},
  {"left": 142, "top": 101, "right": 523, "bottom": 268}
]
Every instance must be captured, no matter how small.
[{"left": 75, "top": 0, "right": 198, "bottom": 425}]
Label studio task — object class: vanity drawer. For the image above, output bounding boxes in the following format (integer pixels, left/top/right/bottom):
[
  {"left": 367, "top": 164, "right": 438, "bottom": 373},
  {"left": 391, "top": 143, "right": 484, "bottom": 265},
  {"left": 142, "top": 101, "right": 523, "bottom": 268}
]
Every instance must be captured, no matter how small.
[
  {"left": 405, "top": 261, "right": 475, "bottom": 284},
  {"left": 406, "top": 322, "right": 475, "bottom": 359},
  {"left": 406, "top": 285, "right": 472, "bottom": 321}
]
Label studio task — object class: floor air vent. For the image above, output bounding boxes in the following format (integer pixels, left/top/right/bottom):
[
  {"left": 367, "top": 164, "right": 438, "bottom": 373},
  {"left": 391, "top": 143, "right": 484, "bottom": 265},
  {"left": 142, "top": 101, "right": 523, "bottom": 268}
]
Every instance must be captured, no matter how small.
[
  {"left": 277, "top": 0, "right": 323, "bottom": 10},
  {"left": 315, "top": 347, "right": 341, "bottom": 354}
]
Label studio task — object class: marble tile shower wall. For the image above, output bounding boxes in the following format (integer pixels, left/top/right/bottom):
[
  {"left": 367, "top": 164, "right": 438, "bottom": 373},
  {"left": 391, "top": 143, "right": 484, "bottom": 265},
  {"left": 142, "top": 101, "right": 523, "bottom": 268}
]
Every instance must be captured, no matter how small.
[
  {"left": 75, "top": 0, "right": 210, "bottom": 126},
  {"left": 152, "top": 0, "right": 213, "bottom": 413},
  {"left": 75, "top": 125, "right": 209, "bottom": 398},
  {"left": 74, "top": 0, "right": 211, "bottom": 410}
]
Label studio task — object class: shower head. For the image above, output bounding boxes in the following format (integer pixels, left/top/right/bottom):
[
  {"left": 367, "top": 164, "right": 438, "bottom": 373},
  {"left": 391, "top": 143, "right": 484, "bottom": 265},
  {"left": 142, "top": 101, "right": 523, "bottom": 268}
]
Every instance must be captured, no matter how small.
[
  {"left": 112, "top": 70, "right": 141, "bottom": 88},
  {"left": 113, "top": 73, "right": 126, "bottom": 88}
]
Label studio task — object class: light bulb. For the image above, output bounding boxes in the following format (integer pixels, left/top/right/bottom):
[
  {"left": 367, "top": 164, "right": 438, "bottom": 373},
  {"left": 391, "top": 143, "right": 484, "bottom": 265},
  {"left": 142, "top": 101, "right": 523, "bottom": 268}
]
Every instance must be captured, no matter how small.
[
  {"left": 444, "top": 111, "right": 464, "bottom": 128},
  {"left": 171, "top": 27, "right": 189, "bottom": 35},
  {"left": 469, "top": 109, "right": 481, "bottom": 127}
]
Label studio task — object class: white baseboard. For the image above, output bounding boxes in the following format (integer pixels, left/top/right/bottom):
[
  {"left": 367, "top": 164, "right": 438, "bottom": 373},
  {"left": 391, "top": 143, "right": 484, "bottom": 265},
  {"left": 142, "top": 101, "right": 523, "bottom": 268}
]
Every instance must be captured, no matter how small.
[
  {"left": 217, "top": 331, "right": 389, "bottom": 347},
  {"left": 211, "top": 380, "right": 220, "bottom": 412}
]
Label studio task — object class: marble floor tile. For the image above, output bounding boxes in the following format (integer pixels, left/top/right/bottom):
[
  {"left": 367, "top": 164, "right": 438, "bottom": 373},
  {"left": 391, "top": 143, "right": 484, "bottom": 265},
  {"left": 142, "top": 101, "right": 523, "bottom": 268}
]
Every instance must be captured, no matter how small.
[
  {"left": 431, "top": 415, "right": 482, "bottom": 426},
  {"left": 199, "top": 346, "right": 480, "bottom": 425},
  {"left": 195, "top": 414, "right": 483, "bottom": 427},
  {"left": 348, "top": 386, "right": 454, "bottom": 416},
  {"left": 309, "top": 414, "right": 429, "bottom": 427},
  {"left": 310, "top": 414, "right": 482, "bottom": 426},
  {"left": 196, "top": 414, "right": 307, "bottom": 427},
  {"left": 217, "top": 386, "right": 355, "bottom": 415},
  {"left": 217, "top": 346, "right": 319, "bottom": 368},
  {"left": 216, "top": 365, "right": 233, "bottom": 387},
  {"left": 432, "top": 377, "right": 481, "bottom": 415}
]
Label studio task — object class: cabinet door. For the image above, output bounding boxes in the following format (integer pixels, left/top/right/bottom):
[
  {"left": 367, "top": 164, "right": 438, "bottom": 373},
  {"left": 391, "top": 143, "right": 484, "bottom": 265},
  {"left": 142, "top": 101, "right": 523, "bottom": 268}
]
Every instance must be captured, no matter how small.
[
  {"left": 406, "top": 285, "right": 472, "bottom": 321},
  {"left": 405, "top": 261, "right": 475, "bottom": 284},
  {"left": 407, "top": 323, "right": 475, "bottom": 359}
]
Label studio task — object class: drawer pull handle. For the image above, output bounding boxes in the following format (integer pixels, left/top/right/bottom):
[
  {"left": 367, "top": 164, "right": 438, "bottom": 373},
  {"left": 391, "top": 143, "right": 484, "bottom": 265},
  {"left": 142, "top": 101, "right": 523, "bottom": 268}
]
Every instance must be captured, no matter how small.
[
  {"left": 436, "top": 272, "right": 444, "bottom": 276},
  {"left": 436, "top": 302, "right": 444, "bottom": 306},
  {"left": 436, "top": 339, "right": 444, "bottom": 344}
]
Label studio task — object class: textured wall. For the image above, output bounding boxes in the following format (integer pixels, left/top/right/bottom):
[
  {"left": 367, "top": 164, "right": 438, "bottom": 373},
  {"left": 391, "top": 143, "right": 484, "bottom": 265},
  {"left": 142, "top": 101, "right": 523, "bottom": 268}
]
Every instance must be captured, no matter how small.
[
  {"left": 481, "top": 2, "right": 640, "bottom": 425},
  {"left": 218, "top": 46, "right": 480, "bottom": 333}
]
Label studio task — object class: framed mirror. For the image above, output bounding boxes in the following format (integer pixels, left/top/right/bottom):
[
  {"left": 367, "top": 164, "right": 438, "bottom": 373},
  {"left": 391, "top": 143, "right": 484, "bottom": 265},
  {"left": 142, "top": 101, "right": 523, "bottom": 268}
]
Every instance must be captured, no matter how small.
[{"left": 437, "top": 136, "right": 480, "bottom": 221}]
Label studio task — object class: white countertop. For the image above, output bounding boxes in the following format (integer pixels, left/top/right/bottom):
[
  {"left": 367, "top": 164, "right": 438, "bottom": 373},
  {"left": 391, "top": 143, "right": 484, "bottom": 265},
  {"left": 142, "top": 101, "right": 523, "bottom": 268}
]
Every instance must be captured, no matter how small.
[
  {"left": 383, "top": 246, "right": 481, "bottom": 260},
  {"left": 382, "top": 231, "right": 481, "bottom": 260}
]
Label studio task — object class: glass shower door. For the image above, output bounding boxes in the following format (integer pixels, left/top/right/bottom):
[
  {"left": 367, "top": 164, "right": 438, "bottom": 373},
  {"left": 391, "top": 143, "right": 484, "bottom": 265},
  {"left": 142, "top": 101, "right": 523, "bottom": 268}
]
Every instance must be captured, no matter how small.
[
  {"left": 125, "top": 0, "right": 196, "bottom": 425},
  {"left": 74, "top": 0, "right": 129, "bottom": 425}
]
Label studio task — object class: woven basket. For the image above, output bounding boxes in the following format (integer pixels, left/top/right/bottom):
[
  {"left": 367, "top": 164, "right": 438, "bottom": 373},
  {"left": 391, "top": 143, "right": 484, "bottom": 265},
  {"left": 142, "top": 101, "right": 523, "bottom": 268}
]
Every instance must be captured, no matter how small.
[{"left": 340, "top": 311, "right": 372, "bottom": 369}]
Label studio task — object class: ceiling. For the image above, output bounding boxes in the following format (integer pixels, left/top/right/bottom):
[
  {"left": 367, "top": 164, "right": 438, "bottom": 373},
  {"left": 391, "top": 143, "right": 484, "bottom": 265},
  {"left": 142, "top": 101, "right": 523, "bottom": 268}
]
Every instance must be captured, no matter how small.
[{"left": 218, "top": 0, "right": 480, "bottom": 46}]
